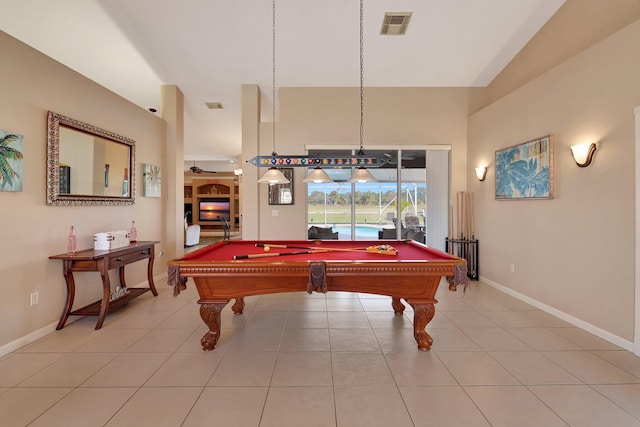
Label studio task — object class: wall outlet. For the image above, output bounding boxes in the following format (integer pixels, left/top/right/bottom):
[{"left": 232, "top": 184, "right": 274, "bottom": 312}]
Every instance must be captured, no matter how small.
[
  {"left": 30, "top": 291, "right": 39, "bottom": 306},
  {"left": 272, "top": 209, "right": 279, "bottom": 217},
  {"left": 159, "top": 250, "right": 164, "bottom": 257},
  {"left": 509, "top": 263, "right": 515, "bottom": 273}
]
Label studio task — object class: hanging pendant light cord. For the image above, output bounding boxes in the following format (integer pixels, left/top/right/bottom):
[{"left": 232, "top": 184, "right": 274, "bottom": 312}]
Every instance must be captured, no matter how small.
[
  {"left": 271, "top": 0, "right": 277, "bottom": 156},
  {"left": 358, "top": 0, "right": 364, "bottom": 156}
]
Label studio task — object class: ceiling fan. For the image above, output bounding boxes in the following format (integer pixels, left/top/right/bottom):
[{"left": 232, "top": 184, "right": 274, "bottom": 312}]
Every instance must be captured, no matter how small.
[{"left": 187, "top": 162, "right": 216, "bottom": 174}]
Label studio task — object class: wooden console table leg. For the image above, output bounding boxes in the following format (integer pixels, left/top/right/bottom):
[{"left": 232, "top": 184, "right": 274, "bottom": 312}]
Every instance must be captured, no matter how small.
[
  {"left": 411, "top": 302, "right": 436, "bottom": 351},
  {"left": 95, "top": 259, "right": 112, "bottom": 330},
  {"left": 147, "top": 248, "right": 158, "bottom": 296},
  {"left": 56, "top": 261, "right": 76, "bottom": 330},
  {"left": 199, "top": 302, "right": 228, "bottom": 350},
  {"left": 391, "top": 297, "right": 405, "bottom": 314}
]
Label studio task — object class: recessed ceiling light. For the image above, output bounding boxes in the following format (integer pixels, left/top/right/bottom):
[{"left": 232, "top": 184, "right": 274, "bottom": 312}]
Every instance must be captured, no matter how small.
[
  {"left": 381, "top": 12, "right": 412, "bottom": 35},
  {"left": 205, "top": 102, "right": 224, "bottom": 109}
]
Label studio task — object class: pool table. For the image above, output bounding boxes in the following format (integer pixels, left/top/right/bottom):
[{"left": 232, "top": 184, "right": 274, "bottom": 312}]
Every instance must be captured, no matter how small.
[{"left": 167, "top": 239, "right": 467, "bottom": 351}]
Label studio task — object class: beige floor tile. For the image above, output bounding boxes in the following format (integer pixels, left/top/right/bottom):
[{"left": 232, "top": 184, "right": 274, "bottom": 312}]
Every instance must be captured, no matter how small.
[
  {"left": 18, "top": 324, "right": 98, "bottom": 353},
  {"left": 481, "top": 310, "right": 538, "bottom": 327},
  {"left": 529, "top": 384, "right": 640, "bottom": 427},
  {"left": 541, "top": 350, "right": 640, "bottom": 384},
  {"left": 156, "top": 308, "right": 203, "bottom": 329},
  {"left": 505, "top": 327, "right": 582, "bottom": 351},
  {"left": 124, "top": 327, "right": 193, "bottom": 353},
  {"left": 105, "top": 387, "right": 202, "bottom": 427},
  {"left": 285, "top": 311, "right": 328, "bottom": 328},
  {"left": 293, "top": 290, "right": 326, "bottom": 299},
  {"left": 208, "top": 351, "right": 278, "bottom": 386},
  {"left": 105, "top": 309, "right": 174, "bottom": 329},
  {"left": 280, "top": 328, "right": 330, "bottom": 351},
  {"left": 463, "top": 328, "right": 532, "bottom": 351},
  {"left": 334, "top": 386, "right": 413, "bottom": 427},
  {"left": 374, "top": 327, "right": 422, "bottom": 352},
  {"left": 0, "top": 387, "right": 72, "bottom": 426},
  {"left": 176, "top": 325, "right": 236, "bottom": 352},
  {"left": 365, "top": 311, "right": 413, "bottom": 329},
  {"left": 182, "top": 386, "right": 268, "bottom": 427},
  {"left": 326, "top": 298, "right": 364, "bottom": 311},
  {"left": 489, "top": 351, "right": 581, "bottom": 385},
  {"left": 444, "top": 311, "right": 498, "bottom": 328},
  {"left": 328, "top": 311, "right": 371, "bottom": 328},
  {"left": 428, "top": 328, "right": 483, "bottom": 351},
  {"left": 75, "top": 328, "right": 149, "bottom": 352},
  {"left": 146, "top": 351, "right": 224, "bottom": 386},
  {"left": 329, "top": 328, "right": 381, "bottom": 352},
  {"left": 0, "top": 352, "right": 65, "bottom": 387},
  {"left": 360, "top": 298, "right": 395, "bottom": 311},
  {"left": 400, "top": 386, "right": 491, "bottom": 427},
  {"left": 428, "top": 312, "right": 457, "bottom": 328},
  {"left": 261, "top": 386, "right": 336, "bottom": 427},
  {"left": 386, "top": 351, "right": 457, "bottom": 386},
  {"left": 244, "top": 310, "right": 289, "bottom": 329},
  {"left": 29, "top": 387, "right": 137, "bottom": 427},
  {"left": 82, "top": 352, "right": 171, "bottom": 386},
  {"left": 465, "top": 385, "right": 568, "bottom": 427},
  {"left": 271, "top": 351, "right": 332, "bottom": 386},
  {"left": 435, "top": 297, "right": 474, "bottom": 312},
  {"left": 437, "top": 351, "right": 519, "bottom": 385},
  {"left": 592, "top": 350, "right": 640, "bottom": 378},
  {"left": 591, "top": 384, "right": 640, "bottom": 419},
  {"left": 18, "top": 352, "right": 118, "bottom": 387},
  {"left": 327, "top": 291, "right": 359, "bottom": 299},
  {"left": 549, "top": 327, "right": 623, "bottom": 350},
  {"left": 290, "top": 298, "right": 328, "bottom": 311},
  {"left": 519, "top": 310, "right": 574, "bottom": 327},
  {"left": 253, "top": 297, "right": 293, "bottom": 311},
  {"left": 227, "top": 326, "right": 283, "bottom": 351},
  {"left": 332, "top": 352, "right": 394, "bottom": 386}
]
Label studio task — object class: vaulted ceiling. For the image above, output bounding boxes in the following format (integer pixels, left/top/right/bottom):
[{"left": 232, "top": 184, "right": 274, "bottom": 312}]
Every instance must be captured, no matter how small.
[{"left": 3, "top": 0, "right": 629, "bottom": 168}]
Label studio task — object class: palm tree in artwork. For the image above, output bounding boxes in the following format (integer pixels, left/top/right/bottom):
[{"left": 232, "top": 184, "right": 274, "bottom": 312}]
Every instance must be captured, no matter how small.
[{"left": 0, "top": 133, "right": 23, "bottom": 189}]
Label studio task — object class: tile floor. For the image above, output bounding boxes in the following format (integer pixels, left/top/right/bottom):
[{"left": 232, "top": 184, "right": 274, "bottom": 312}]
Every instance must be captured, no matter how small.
[{"left": 2, "top": 280, "right": 640, "bottom": 426}]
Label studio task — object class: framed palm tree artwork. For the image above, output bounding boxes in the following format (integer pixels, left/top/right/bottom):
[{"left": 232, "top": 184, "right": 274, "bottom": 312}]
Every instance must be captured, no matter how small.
[
  {"left": 143, "top": 163, "right": 161, "bottom": 197},
  {"left": 495, "top": 134, "right": 554, "bottom": 200},
  {"left": 0, "top": 130, "right": 23, "bottom": 192}
]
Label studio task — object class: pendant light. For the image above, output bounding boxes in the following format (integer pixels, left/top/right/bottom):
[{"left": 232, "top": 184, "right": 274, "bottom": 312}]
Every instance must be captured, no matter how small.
[
  {"left": 348, "top": 0, "right": 377, "bottom": 184},
  {"left": 258, "top": 0, "right": 290, "bottom": 185},
  {"left": 302, "top": 167, "right": 333, "bottom": 183}
]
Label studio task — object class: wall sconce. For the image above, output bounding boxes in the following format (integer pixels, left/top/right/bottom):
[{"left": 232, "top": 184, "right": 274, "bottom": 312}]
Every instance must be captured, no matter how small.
[
  {"left": 475, "top": 166, "right": 487, "bottom": 181},
  {"left": 570, "top": 143, "right": 597, "bottom": 167}
]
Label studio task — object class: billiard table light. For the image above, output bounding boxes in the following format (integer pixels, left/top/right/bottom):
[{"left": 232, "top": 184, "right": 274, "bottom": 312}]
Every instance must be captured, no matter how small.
[{"left": 302, "top": 167, "right": 333, "bottom": 183}]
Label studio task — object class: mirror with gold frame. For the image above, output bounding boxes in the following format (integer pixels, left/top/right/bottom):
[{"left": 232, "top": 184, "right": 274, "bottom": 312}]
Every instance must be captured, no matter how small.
[{"left": 47, "top": 111, "right": 135, "bottom": 206}]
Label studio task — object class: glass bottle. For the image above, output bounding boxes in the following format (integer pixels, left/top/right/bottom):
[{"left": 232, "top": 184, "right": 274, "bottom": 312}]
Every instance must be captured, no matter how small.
[
  {"left": 130, "top": 221, "right": 137, "bottom": 242},
  {"left": 68, "top": 226, "right": 77, "bottom": 253}
]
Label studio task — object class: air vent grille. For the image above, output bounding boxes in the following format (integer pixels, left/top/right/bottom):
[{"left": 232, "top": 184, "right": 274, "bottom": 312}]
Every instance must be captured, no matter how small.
[
  {"left": 381, "top": 12, "right": 412, "bottom": 35},
  {"left": 205, "top": 102, "right": 224, "bottom": 109}
]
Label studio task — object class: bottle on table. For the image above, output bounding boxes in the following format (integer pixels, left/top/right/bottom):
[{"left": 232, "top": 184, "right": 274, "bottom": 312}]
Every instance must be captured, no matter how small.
[
  {"left": 68, "top": 226, "right": 77, "bottom": 253},
  {"left": 130, "top": 221, "right": 137, "bottom": 242}
]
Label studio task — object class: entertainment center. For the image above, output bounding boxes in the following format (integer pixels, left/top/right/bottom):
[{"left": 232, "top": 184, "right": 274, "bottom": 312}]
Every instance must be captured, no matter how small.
[{"left": 184, "top": 176, "right": 239, "bottom": 233}]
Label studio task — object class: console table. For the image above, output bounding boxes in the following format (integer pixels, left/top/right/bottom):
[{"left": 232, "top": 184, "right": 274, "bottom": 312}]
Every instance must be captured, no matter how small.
[{"left": 50, "top": 241, "right": 159, "bottom": 330}]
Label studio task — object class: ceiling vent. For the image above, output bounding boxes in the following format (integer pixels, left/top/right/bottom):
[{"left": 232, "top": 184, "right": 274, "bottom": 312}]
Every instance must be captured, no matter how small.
[
  {"left": 205, "top": 102, "right": 224, "bottom": 109},
  {"left": 380, "top": 12, "right": 412, "bottom": 35}
]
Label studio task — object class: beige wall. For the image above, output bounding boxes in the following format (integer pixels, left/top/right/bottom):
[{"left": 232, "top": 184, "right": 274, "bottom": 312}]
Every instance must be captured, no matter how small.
[
  {"left": 249, "top": 87, "right": 471, "bottom": 240},
  {"left": 0, "top": 31, "right": 168, "bottom": 351},
  {"left": 468, "top": 20, "right": 640, "bottom": 342}
]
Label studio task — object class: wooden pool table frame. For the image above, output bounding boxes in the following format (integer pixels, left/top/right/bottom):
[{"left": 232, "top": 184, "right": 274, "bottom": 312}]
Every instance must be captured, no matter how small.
[{"left": 168, "top": 240, "right": 466, "bottom": 351}]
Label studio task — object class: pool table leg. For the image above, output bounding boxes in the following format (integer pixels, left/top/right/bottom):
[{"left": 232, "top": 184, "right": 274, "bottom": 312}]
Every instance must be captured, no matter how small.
[
  {"left": 411, "top": 303, "right": 435, "bottom": 351},
  {"left": 231, "top": 297, "right": 245, "bottom": 314},
  {"left": 199, "top": 302, "right": 228, "bottom": 350},
  {"left": 391, "top": 297, "right": 405, "bottom": 314}
]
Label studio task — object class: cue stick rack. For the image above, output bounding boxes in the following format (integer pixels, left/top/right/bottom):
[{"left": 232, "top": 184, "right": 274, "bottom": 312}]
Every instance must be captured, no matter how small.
[{"left": 447, "top": 191, "right": 479, "bottom": 280}]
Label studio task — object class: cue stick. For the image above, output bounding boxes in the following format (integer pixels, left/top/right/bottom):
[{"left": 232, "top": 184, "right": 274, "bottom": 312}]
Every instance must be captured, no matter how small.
[
  {"left": 233, "top": 250, "right": 326, "bottom": 260},
  {"left": 255, "top": 243, "right": 398, "bottom": 255}
]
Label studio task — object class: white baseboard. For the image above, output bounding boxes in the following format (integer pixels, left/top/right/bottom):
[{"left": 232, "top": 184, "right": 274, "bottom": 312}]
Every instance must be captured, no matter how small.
[
  {"left": 480, "top": 276, "right": 634, "bottom": 352},
  {"left": 0, "top": 273, "right": 169, "bottom": 358}
]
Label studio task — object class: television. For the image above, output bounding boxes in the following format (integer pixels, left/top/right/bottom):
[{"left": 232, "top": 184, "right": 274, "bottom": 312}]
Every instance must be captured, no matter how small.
[{"left": 199, "top": 198, "right": 231, "bottom": 222}]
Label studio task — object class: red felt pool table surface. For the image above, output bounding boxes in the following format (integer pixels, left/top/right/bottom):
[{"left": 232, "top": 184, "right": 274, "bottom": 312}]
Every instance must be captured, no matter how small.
[{"left": 168, "top": 239, "right": 467, "bottom": 351}]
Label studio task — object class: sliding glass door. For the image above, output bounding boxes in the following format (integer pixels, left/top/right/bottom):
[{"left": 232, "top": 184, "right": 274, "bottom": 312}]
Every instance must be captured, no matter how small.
[{"left": 306, "top": 147, "right": 440, "bottom": 243}]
